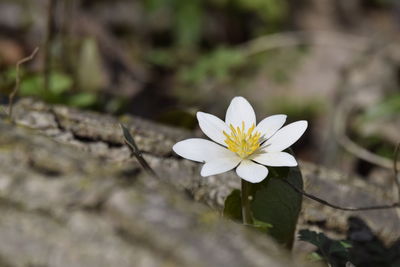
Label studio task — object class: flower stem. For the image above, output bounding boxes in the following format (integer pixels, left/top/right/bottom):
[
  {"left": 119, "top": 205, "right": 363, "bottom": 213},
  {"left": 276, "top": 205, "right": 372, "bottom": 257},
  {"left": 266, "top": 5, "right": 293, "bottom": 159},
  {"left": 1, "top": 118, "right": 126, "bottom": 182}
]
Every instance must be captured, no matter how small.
[{"left": 241, "top": 179, "right": 253, "bottom": 225}]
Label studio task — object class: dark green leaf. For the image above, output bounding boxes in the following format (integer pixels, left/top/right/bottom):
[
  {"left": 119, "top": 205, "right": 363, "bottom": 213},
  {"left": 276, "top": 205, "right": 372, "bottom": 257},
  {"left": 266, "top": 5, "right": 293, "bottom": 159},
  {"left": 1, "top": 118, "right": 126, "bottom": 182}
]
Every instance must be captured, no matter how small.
[
  {"left": 251, "top": 165, "right": 303, "bottom": 249},
  {"left": 299, "top": 229, "right": 350, "bottom": 267},
  {"left": 298, "top": 229, "right": 326, "bottom": 247},
  {"left": 223, "top": 189, "right": 242, "bottom": 222}
]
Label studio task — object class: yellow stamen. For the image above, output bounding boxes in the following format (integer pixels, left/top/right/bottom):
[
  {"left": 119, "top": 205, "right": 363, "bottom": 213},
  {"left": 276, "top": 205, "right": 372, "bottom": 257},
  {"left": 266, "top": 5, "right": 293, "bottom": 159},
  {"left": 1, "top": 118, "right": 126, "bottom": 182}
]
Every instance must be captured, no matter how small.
[{"left": 223, "top": 122, "right": 261, "bottom": 158}]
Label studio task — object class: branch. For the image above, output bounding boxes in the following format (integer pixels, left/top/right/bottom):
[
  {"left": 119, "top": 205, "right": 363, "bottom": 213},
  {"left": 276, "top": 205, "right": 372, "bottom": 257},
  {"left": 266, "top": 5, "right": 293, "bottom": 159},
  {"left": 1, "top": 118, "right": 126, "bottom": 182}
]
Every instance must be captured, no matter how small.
[
  {"left": 284, "top": 144, "right": 400, "bottom": 211},
  {"left": 282, "top": 178, "right": 399, "bottom": 211},
  {"left": 7, "top": 47, "right": 39, "bottom": 118}
]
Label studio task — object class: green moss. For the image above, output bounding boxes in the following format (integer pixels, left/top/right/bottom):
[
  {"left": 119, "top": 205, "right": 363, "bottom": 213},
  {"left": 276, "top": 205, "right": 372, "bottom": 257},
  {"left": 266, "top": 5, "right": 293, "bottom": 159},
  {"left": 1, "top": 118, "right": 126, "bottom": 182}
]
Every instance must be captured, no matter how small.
[{"left": 198, "top": 211, "right": 219, "bottom": 225}]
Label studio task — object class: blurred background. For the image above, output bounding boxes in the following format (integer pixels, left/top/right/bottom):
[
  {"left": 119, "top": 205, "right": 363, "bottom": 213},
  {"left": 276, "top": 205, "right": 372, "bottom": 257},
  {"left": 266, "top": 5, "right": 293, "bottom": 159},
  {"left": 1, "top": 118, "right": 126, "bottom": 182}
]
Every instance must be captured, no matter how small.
[{"left": 0, "top": 0, "right": 399, "bottom": 187}]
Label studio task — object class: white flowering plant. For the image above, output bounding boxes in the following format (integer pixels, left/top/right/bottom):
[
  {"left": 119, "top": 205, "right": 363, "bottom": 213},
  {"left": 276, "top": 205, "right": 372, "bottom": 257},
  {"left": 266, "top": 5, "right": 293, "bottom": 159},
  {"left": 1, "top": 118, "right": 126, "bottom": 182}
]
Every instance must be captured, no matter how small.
[
  {"left": 120, "top": 96, "right": 399, "bottom": 255},
  {"left": 173, "top": 96, "right": 307, "bottom": 248}
]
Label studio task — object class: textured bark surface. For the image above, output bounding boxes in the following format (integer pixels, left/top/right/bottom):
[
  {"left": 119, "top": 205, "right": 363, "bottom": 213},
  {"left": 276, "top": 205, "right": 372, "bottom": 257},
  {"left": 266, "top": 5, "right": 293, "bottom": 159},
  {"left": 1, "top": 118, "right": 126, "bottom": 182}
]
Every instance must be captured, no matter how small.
[{"left": 0, "top": 98, "right": 398, "bottom": 266}]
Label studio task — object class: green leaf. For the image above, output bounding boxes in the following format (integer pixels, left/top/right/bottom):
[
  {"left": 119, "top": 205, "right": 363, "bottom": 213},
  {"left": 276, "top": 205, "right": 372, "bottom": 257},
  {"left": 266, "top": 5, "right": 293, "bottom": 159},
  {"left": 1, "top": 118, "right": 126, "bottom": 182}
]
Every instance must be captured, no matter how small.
[
  {"left": 329, "top": 242, "right": 351, "bottom": 254},
  {"left": 20, "top": 75, "right": 43, "bottom": 96},
  {"left": 222, "top": 190, "right": 272, "bottom": 231},
  {"left": 340, "top": 241, "right": 352, "bottom": 249},
  {"left": 223, "top": 151, "right": 303, "bottom": 249},
  {"left": 298, "top": 229, "right": 325, "bottom": 247},
  {"left": 223, "top": 189, "right": 242, "bottom": 222},
  {"left": 298, "top": 229, "right": 352, "bottom": 254},
  {"left": 68, "top": 92, "right": 97, "bottom": 108},
  {"left": 307, "top": 252, "right": 323, "bottom": 262},
  {"left": 253, "top": 219, "right": 273, "bottom": 232},
  {"left": 251, "top": 165, "right": 303, "bottom": 249},
  {"left": 299, "top": 229, "right": 351, "bottom": 266},
  {"left": 19, "top": 72, "right": 72, "bottom": 98},
  {"left": 49, "top": 72, "right": 73, "bottom": 95}
]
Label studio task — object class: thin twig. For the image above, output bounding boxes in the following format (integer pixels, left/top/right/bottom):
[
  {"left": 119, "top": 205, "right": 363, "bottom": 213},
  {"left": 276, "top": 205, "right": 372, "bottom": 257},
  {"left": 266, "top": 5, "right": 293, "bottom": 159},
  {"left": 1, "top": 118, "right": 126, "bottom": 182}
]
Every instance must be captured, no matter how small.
[
  {"left": 7, "top": 47, "right": 39, "bottom": 118},
  {"left": 120, "top": 124, "right": 158, "bottom": 178},
  {"left": 282, "top": 178, "right": 399, "bottom": 211}
]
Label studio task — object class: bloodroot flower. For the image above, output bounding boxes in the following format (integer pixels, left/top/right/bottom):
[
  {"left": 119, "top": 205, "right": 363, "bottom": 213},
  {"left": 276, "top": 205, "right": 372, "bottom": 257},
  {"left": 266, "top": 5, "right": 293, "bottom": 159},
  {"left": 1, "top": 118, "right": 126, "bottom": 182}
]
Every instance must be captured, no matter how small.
[{"left": 173, "top": 97, "right": 308, "bottom": 183}]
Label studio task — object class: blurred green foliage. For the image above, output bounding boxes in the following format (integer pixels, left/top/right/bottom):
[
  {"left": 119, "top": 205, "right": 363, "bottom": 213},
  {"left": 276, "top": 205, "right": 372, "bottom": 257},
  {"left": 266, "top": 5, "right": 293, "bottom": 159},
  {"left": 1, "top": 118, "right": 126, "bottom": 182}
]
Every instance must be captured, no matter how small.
[
  {"left": 144, "top": 0, "right": 203, "bottom": 47},
  {"left": 146, "top": 48, "right": 178, "bottom": 67},
  {"left": 178, "top": 47, "right": 245, "bottom": 84},
  {"left": 172, "top": 47, "right": 247, "bottom": 103},
  {"left": 1, "top": 0, "right": 293, "bottom": 117},
  {"left": 259, "top": 47, "right": 308, "bottom": 84},
  {"left": 171, "top": 45, "right": 309, "bottom": 107},
  {"left": 233, "top": 0, "right": 288, "bottom": 30},
  {"left": 354, "top": 93, "right": 400, "bottom": 159},
  {"left": 0, "top": 67, "right": 98, "bottom": 108},
  {"left": 355, "top": 135, "right": 395, "bottom": 160},
  {"left": 361, "top": 93, "right": 400, "bottom": 121},
  {"left": 143, "top": 0, "right": 289, "bottom": 47}
]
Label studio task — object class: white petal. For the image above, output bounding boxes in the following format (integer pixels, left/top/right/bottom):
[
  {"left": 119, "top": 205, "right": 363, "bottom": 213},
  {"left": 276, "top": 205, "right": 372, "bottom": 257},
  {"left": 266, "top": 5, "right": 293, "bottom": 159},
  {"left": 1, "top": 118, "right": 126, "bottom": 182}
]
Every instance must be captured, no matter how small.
[
  {"left": 197, "top": 112, "right": 230, "bottom": 146},
  {"left": 201, "top": 157, "right": 241, "bottom": 177},
  {"left": 173, "top": 138, "right": 236, "bottom": 162},
  {"left": 255, "top": 114, "right": 287, "bottom": 140},
  {"left": 236, "top": 160, "right": 269, "bottom": 183},
  {"left": 225, "top": 96, "right": 256, "bottom": 130},
  {"left": 264, "top": 121, "right": 308, "bottom": 152},
  {"left": 253, "top": 152, "right": 297, "bottom": 167}
]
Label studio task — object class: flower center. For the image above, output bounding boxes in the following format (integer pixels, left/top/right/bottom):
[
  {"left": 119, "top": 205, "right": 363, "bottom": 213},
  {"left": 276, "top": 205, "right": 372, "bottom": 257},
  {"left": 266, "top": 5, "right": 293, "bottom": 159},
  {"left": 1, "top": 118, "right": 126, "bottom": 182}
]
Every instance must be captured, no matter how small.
[{"left": 223, "top": 122, "right": 261, "bottom": 159}]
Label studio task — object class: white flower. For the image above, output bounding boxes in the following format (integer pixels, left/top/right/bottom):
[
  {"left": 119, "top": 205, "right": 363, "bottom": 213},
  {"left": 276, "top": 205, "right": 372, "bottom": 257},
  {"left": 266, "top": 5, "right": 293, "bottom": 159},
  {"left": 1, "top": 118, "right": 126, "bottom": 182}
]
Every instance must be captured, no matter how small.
[{"left": 173, "top": 96, "right": 308, "bottom": 183}]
